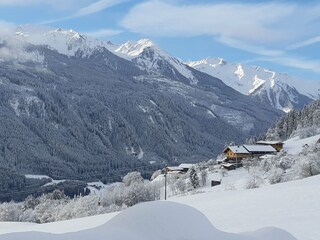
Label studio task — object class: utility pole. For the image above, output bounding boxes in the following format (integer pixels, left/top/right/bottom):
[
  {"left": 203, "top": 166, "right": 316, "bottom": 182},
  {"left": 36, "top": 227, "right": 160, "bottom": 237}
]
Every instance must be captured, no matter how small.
[
  {"left": 236, "top": 155, "right": 238, "bottom": 169},
  {"left": 163, "top": 166, "right": 168, "bottom": 201}
]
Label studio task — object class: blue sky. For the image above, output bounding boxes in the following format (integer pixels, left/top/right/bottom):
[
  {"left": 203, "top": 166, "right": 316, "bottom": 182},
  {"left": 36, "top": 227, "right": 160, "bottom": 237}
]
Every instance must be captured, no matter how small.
[{"left": 0, "top": 0, "right": 319, "bottom": 80}]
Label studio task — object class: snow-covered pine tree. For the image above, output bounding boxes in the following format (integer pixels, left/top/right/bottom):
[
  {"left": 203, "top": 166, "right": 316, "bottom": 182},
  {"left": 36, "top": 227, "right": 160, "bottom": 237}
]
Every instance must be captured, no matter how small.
[
  {"left": 265, "top": 100, "right": 320, "bottom": 140},
  {"left": 189, "top": 167, "right": 200, "bottom": 189}
]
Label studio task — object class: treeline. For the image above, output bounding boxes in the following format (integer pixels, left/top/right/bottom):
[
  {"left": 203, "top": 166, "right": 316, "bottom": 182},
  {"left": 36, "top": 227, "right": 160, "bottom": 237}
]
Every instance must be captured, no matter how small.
[
  {"left": 0, "top": 160, "right": 215, "bottom": 223},
  {"left": 0, "top": 169, "right": 89, "bottom": 202},
  {"left": 266, "top": 100, "right": 320, "bottom": 140}
]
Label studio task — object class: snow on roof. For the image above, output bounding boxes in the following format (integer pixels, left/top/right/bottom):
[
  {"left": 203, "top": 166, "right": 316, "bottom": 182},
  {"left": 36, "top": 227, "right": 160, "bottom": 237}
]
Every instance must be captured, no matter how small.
[
  {"left": 226, "top": 146, "right": 250, "bottom": 154},
  {"left": 221, "top": 163, "right": 235, "bottom": 167},
  {"left": 256, "top": 141, "right": 283, "bottom": 145},
  {"left": 178, "top": 163, "right": 194, "bottom": 169},
  {"left": 243, "top": 145, "right": 276, "bottom": 153},
  {"left": 166, "top": 166, "right": 183, "bottom": 171},
  {"left": 259, "top": 154, "right": 276, "bottom": 159}
]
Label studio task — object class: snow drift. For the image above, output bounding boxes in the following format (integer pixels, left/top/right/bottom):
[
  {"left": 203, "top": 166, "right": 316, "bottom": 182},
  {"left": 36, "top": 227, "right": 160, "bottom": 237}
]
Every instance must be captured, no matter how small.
[{"left": 0, "top": 201, "right": 297, "bottom": 240}]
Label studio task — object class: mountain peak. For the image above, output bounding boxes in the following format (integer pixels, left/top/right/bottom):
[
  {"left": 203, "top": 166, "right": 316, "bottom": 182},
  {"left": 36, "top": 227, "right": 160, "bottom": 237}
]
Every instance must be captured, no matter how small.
[
  {"left": 115, "top": 38, "right": 158, "bottom": 58},
  {"left": 188, "top": 57, "right": 227, "bottom": 68},
  {"left": 188, "top": 56, "right": 319, "bottom": 111},
  {"left": 51, "top": 28, "right": 85, "bottom": 41}
]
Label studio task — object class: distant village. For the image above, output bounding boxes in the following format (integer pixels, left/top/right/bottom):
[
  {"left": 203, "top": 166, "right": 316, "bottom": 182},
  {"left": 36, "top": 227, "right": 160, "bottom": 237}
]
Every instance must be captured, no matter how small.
[{"left": 166, "top": 141, "right": 284, "bottom": 173}]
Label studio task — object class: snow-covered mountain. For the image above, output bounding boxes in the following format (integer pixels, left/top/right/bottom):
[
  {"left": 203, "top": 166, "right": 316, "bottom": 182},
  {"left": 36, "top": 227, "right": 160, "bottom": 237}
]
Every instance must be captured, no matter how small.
[
  {"left": 7, "top": 25, "right": 317, "bottom": 113},
  {"left": 4, "top": 26, "right": 197, "bottom": 84},
  {"left": 187, "top": 58, "right": 319, "bottom": 112},
  {"left": 0, "top": 25, "right": 281, "bottom": 184},
  {"left": 11, "top": 25, "right": 117, "bottom": 57},
  {"left": 115, "top": 39, "right": 198, "bottom": 85}
]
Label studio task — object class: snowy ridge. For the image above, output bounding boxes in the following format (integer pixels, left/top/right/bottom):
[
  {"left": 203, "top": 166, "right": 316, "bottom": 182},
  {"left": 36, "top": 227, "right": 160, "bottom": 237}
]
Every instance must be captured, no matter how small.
[
  {"left": 3, "top": 24, "right": 316, "bottom": 103},
  {"left": 187, "top": 57, "right": 320, "bottom": 111},
  {"left": 2, "top": 26, "right": 198, "bottom": 84},
  {"left": 115, "top": 39, "right": 155, "bottom": 58},
  {"left": 12, "top": 25, "right": 117, "bottom": 58},
  {"left": 116, "top": 39, "right": 197, "bottom": 85}
]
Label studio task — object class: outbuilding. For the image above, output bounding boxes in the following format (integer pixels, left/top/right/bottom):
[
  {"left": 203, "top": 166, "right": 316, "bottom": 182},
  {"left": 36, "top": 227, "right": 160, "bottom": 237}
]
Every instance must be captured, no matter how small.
[{"left": 256, "top": 141, "right": 284, "bottom": 152}]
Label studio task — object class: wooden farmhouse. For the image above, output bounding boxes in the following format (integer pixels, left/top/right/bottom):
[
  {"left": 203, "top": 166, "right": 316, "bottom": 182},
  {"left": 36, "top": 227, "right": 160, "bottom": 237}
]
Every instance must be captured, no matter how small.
[
  {"left": 165, "top": 164, "right": 194, "bottom": 174},
  {"left": 165, "top": 166, "right": 184, "bottom": 173},
  {"left": 243, "top": 144, "right": 277, "bottom": 157},
  {"left": 224, "top": 144, "right": 277, "bottom": 161},
  {"left": 224, "top": 146, "right": 251, "bottom": 160},
  {"left": 178, "top": 163, "right": 194, "bottom": 173},
  {"left": 256, "top": 141, "right": 284, "bottom": 152}
]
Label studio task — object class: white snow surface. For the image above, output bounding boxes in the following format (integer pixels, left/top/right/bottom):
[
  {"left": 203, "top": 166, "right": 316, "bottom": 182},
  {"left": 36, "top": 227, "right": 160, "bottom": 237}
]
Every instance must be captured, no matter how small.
[
  {"left": 2, "top": 165, "right": 320, "bottom": 239},
  {"left": 171, "top": 174, "right": 320, "bottom": 240},
  {"left": 0, "top": 212, "right": 118, "bottom": 235},
  {"left": 116, "top": 39, "right": 198, "bottom": 84},
  {"left": 187, "top": 57, "right": 320, "bottom": 110},
  {"left": 283, "top": 134, "right": 320, "bottom": 155},
  {"left": 3, "top": 26, "right": 198, "bottom": 85},
  {"left": 2, "top": 25, "right": 319, "bottom": 106},
  {"left": 0, "top": 201, "right": 297, "bottom": 240},
  {"left": 243, "top": 144, "right": 276, "bottom": 152},
  {"left": 115, "top": 39, "right": 155, "bottom": 58},
  {"left": 227, "top": 146, "right": 250, "bottom": 154},
  {"left": 1, "top": 25, "right": 117, "bottom": 61}
]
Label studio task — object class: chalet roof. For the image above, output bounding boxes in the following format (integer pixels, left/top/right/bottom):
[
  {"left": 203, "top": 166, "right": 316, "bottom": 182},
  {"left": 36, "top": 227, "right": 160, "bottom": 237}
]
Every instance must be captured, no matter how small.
[
  {"left": 178, "top": 163, "right": 194, "bottom": 169},
  {"left": 166, "top": 166, "right": 183, "bottom": 171},
  {"left": 256, "top": 141, "right": 283, "bottom": 145},
  {"left": 221, "top": 163, "right": 236, "bottom": 167},
  {"left": 224, "top": 146, "right": 250, "bottom": 154},
  {"left": 243, "top": 145, "right": 276, "bottom": 153}
]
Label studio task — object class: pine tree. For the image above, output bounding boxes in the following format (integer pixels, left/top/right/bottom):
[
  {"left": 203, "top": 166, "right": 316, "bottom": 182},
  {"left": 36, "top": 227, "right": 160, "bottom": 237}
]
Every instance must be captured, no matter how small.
[{"left": 189, "top": 167, "right": 200, "bottom": 189}]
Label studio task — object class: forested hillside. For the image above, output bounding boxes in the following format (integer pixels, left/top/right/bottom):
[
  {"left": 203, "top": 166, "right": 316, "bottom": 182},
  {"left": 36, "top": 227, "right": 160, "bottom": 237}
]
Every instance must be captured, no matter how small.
[
  {"left": 0, "top": 28, "right": 283, "bottom": 200},
  {"left": 266, "top": 100, "right": 320, "bottom": 140}
]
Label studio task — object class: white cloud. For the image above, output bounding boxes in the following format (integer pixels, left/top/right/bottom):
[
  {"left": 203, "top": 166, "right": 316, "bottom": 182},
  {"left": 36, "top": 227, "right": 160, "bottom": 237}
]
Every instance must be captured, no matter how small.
[
  {"left": 121, "top": 1, "right": 298, "bottom": 43},
  {"left": 84, "top": 28, "right": 122, "bottom": 38},
  {"left": 74, "top": 0, "right": 128, "bottom": 17},
  {"left": 0, "top": 20, "right": 16, "bottom": 32},
  {"left": 257, "top": 56, "right": 320, "bottom": 74},
  {"left": 42, "top": 0, "right": 128, "bottom": 24},
  {"left": 120, "top": 1, "right": 320, "bottom": 75},
  {"left": 0, "top": 0, "right": 48, "bottom": 5},
  {"left": 218, "top": 36, "right": 284, "bottom": 57},
  {"left": 287, "top": 36, "right": 320, "bottom": 50},
  {"left": 0, "top": 0, "right": 90, "bottom": 10},
  {"left": 121, "top": 1, "right": 320, "bottom": 45}
]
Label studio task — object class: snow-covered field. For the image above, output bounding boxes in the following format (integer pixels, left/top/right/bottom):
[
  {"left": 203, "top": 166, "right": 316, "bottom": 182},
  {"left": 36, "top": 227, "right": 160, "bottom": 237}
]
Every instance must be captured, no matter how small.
[
  {"left": 0, "top": 200, "right": 298, "bottom": 240},
  {"left": 1, "top": 134, "right": 319, "bottom": 240},
  {"left": 1, "top": 172, "right": 319, "bottom": 240},
  {"left": 284, "top": 134, "right": 320, "bottom": 155},
  {"left": 171, "top": 173, "right": 320, "bottom": 240}
]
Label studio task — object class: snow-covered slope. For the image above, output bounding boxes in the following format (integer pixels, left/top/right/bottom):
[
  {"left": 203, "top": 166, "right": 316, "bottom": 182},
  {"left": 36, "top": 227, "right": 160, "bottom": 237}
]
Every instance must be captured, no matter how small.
[
  {"left": 115, "top": 39, "right": 198, "bottom": 84},
  {"left": 0, "top": 201, "right": 297, "bottom": 240},
  {"left": 2, "top": 25, "right": 317, "bottom": 113},
  {"left": 3, "top": 26, "right": 197, "bottom": 84},
  {"left": 188, "top": 58, "right": 319, "bottom": 111},
  {"left": 284, "top": 134, "right": 320, "bottom": 155},
  {"left": 0, "top": 25, "right": 282, "bottom": 184},
  {"left": 3, "top": 173, "right": 320, "bottom": 239},
  {"left": 171, "top": 174, "right": 320, "bottom": 240},
  {"left": 12, "top": 25, "right": 117, "bottom": 58}
]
